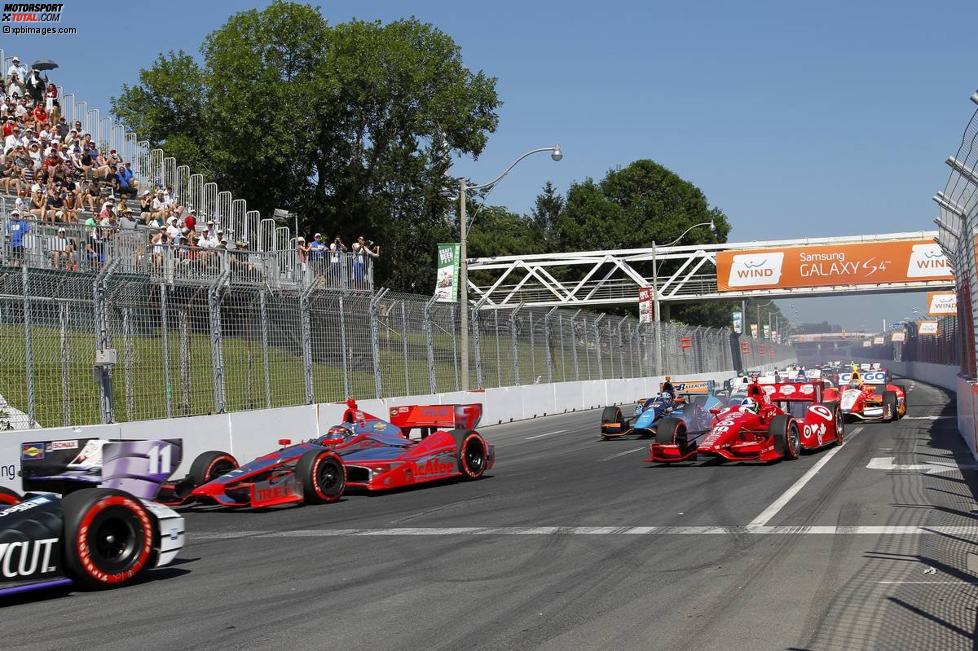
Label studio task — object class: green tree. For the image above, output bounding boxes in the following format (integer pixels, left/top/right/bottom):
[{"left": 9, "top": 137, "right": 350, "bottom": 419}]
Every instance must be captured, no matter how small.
[
  {"left": 530, "top": 181, "right": 564, "bottom": 239},
  {"left": 111, "top": 1, "right": 500, "bottom": 292}
]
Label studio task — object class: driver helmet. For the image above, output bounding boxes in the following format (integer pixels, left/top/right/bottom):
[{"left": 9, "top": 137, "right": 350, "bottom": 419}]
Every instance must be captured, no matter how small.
[
  {"left": 740, "top": 397, "right": 759, "bottom": 414},
  {"left": 327, "top": 424, "right": 353, "bottom": 439},
  {"left": 849, "top": 378, "right": 861, "bottom": 389}
]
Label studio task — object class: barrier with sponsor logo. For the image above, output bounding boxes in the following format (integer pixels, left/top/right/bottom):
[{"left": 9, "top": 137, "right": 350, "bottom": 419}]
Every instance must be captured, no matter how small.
[
  {"left": 928, "top": 291, "right": 957, "bottom": 316},
  {"left": 716, "top": 239, "right": 952, "bottom": 292}
]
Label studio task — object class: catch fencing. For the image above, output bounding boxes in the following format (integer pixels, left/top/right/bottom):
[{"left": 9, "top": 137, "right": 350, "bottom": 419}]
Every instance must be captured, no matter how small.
[{"left": 0, "top": 260, "right": 794, "bottom": 430}]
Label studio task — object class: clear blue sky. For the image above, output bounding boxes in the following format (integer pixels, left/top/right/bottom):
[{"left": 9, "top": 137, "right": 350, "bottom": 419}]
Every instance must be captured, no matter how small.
[{"left": 5, "top": 0, "right": 975, "bottom": 329}]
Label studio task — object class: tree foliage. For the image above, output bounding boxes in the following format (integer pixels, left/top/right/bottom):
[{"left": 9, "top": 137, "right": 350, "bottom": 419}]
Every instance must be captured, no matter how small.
[{"left": 112, "top": 1, "right": 499, "bottom": 292}]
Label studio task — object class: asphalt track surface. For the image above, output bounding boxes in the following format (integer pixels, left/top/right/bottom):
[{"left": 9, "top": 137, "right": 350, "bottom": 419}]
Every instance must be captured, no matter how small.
[{"left": 4, "top": 378, "right": 978, "bottom": 650}]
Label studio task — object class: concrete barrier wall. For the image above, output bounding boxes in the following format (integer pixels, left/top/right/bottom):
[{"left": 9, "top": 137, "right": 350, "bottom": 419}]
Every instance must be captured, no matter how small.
[{"left": 0, "top": 362, "right": 789, "bottom": 492}]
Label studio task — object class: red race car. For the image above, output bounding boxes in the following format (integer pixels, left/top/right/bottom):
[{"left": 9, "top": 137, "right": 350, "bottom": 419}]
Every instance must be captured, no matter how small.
[
  {"left": 828, "top": 370, "right": 907, "bottom": 422},
  {"left": 159, "top": 400, "right": 492, "bottom": 508},
  {"left": 649, "top": 380, "right": 844, "bottom": 463}
]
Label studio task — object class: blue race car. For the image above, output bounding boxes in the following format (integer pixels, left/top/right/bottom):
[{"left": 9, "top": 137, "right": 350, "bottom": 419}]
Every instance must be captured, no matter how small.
[{"left": 600, "top": 380, "right": 725, "bottom": 439}]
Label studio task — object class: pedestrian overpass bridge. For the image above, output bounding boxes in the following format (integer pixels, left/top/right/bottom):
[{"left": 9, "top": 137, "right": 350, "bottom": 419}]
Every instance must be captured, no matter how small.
[{"left": 467, "top": 231, "right": 953, "bottom": 308}]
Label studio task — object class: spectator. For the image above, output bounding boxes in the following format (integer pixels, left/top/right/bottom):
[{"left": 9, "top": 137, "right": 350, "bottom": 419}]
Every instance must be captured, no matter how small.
[
  {"left": 7, "top": 210, "right": 31, "bottom": 264},
  {"left": 183, "top": 207, "right": 197, "bottom": 234},
  {"left": 139, "top": 190, "right": 154, "bottom": 222},
  {"left": 115, "top": 161, "right": 138, "bottom": 195},
  {"left": 165, "top": 216, "right": 181, "bottom": 241},
  {"left": 46, "top": 84, "right": 58, "bottom": 113},
  {"left": 6, "top": 57, "right": 26, "bottom": 84},
  {"left": 28, "top": 184, "right": 46, "bottom": 221},
  {"left": 351, "top": 235, "right": 379, "bottom": 287},
  {"left": 48, "top": 226, "right": 75, "bottom": 270},
  {"left": 329, "top": 234, "right": 347, "bottom": 285}
]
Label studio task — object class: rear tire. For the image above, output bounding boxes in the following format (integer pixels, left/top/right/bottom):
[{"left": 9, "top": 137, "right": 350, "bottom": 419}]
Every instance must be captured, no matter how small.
[
  {"left": 188, "top": 451, "right": 238, "bottom": 487},
  {"left": 770, "top": 415, "right": 800, "bottom": 460},
  {"left": 882, "top": 391, "right": 898, "bottom": 422},
  {"left": 457, "top": 432, "right": 489, "bottom": 480},
  {"left": 894, "top": 385, "right": 909, "bottom": 418},
  {"left": 62, "top": 488, "right": 154, "bottom": 589},
  {"left": 296, "top": 448, "right": 345, "bottom": 504},
  {"left": 820, "top": 401, "right": 844, "bottom": 445},
  {"left": 0, "top": 486, "right": 21, "bottom": 505},
  {"left": 655, "top": 417, "right": 687, "bottom": 448}
]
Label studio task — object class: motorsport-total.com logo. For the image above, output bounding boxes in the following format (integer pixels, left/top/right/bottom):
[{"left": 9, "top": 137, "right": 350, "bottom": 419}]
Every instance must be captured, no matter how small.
[{"left": 2, "top": 3, "right": 64, "bottom": 22}]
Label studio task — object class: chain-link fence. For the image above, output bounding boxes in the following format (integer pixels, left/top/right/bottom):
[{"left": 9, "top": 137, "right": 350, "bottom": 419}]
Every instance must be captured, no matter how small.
[
  {"left": 861, "top": 316, "right": 961, "bottom": 367},
  {"left": 0, "top": 261, "right": 795, "bottom": 430}
]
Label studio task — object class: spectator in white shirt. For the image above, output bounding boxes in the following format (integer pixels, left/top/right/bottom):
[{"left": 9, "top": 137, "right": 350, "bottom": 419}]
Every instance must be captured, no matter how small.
[
  {"left": 165, "top": 216, "right": 181, "bottom": 241},
  {"left": 6, "top": 57, "right": 27, "bottom": 84}
]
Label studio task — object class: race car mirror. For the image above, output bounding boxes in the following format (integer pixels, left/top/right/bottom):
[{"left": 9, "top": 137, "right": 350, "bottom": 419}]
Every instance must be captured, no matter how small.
[
  {"left": 278, "top": 439, "right": 292, "bottom": 446},
  {"left": 709, "top": 407, "right": 721, "bottom": 415}
]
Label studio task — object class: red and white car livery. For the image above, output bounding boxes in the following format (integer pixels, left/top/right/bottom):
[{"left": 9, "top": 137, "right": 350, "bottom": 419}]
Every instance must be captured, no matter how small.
[
  {"left": 828, "top": 371, "right": 907, "bottom": 422},
  {"left": 649, "top": 380, "right": 844, "bottom": 463}
]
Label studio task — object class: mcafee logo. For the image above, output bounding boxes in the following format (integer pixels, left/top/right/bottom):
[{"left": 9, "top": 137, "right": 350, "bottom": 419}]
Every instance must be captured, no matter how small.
[{"left": 727, "top": 252, "right": 784, "bottom": 287}]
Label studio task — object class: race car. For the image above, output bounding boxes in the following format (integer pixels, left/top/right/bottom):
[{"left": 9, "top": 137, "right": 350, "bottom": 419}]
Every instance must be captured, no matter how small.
[
  {"left": 600, "top": 380, "right": 724, "bottom": 439},
  {"left": 0, "top": 440, "right": 185, "bottom": 594},
  {"left": 169, "top": 400, "right": 492, "bottom": 508},
  {"left": 827, "top": 370, "right": 907, "bottom": 422},
  {"left": 649, "top": 380, "right": 844, "bottom": 463}
]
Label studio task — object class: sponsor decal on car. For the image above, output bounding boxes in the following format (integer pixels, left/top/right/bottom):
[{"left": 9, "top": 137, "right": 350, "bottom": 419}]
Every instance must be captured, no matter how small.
[
  {"left": 0, "top": 538, "right": 58, "bottom": 579},
  {"left": 804, "top": 422, "right": 827, "bottom": 446},
  {"left": 20, "top": 443, "right": 44, "bottom": 461},
  {"left": 800, "top": 384, "right": 815, "bottom": 395},
  {"left": 413, "top": 457, "right": 454, "bottom": 477},
  {"left": 45, "top": 439, "right": 78, "bottom": 452},
  {"left": 372, "top": 422, "right": 387, "bottom": 431},
  {"left": 809, "top": 405, "right": 833, "bottom": 421},
  {"left": 780, "top": 385, "right": 796, "bottom": 395},
  {"left": 0, "top": 495, "right": 51, "bottom": 517}
]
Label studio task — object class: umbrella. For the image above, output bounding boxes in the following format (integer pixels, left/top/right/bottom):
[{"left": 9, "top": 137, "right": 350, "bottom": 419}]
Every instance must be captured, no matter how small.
[{"left": 31, "top": 59, "right": 58, "bottom": 71}]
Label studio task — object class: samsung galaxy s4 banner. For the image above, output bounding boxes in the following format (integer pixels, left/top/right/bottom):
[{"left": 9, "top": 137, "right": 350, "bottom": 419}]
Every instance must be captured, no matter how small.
[{"left": 716, "top": 240, "right": 952, "bottom": 292}]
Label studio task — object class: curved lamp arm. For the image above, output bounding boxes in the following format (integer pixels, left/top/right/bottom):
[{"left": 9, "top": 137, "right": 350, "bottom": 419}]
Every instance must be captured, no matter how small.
[
  {"left": 662, "top": 221, "right": 716, "bottom": 248},
  {"left": 469, "top": 146, "right": 562, "bottom": 191}
]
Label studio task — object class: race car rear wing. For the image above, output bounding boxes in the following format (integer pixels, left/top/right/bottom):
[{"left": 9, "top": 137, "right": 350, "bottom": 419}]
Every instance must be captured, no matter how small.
[
  {"left": 659, "top": 380, "right": 714, "bottom": 395},
  {"left": 761, "top": 382, "right": 824, "bottom": 403},
  {"left": 839, "top": 371, "right": 888, "bottom": 385},
  {"left": 388, "top": 403, "right": 483, "bottom": 431}
]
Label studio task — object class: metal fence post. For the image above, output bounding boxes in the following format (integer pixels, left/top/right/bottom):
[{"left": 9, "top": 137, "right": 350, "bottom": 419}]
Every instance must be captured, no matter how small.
[
  {"left": 617, "top": 317, "right": 628, "bottom": 379},
  {"left": 423, "top": 296, "right": 437, "bottom": 394},
  {"left": 449, "top": 306, "right": 460, "bottom": 392},
  {"left": 471, "top": 302, "right": 484, "bottom": 390},
  {"left": 528, "top": 311, "right": 536, "bottom": 383},
  {"left": 207, "top": 273, "right": 229, "bottom": 413},
  {"left": 159, "top": 285, "right": 173, "bottom": 418},
  {"left": 400, "top": 301, "right": 411, "bottom": 395},
  {"left": 338, "top": 295, "right": 351, "bottom": 398},
  {"left": 122, "top": 307, "right": 135, "bottom": 421},
  {"left": 570, "top": 310, "right": 581, "bottom": 381},
  {"left": 59, "top": 302, "right": 70, "bottom": 426},
  {"left": 369, "top": 289, "right": 387, "bottom": 399},
  {"left": 21, "top": 266, "right": 36, "bottom": 428},
  {"left": 299, "top": 285, "right": 315, "bottom": 405},
  {"left": 259, "top": 289, "right": 273, "bottom": 408},
  {"left": 494, "top": 309, "right": 502, "bottom": 387},
  {"left": 594, "top": 314, "right": 606, "bottom": 379},
  {"left": 545, "top": 307, "right": 557, "bottom": 384},
  {"left": 510, "top": 305, "right": 523, "bottom": 386},
  {"left": 178, "top": 308, "right": 191, "bottom": 416},
  {"left": 93, "top": 260, "right": 118, "bottom": 424}
]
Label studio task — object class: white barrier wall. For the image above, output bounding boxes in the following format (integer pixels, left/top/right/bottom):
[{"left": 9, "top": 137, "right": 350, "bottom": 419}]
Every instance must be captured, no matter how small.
[{"left": 0, "top": 362, "right": 791, "bottom": 492}]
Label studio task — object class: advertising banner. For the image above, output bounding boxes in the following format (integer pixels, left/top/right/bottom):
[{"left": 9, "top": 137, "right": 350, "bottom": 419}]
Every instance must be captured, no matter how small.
[
  {"left": 434, "top": 243, "right": 461, "bottom": 302},
  {"left": 872, "top": 336, "right": 884, "bottom": 345},
  {"left": 732, "top": 310, "right": 743, "bottom": 334},
  {"left": 763, "top": 324, "right": 771, "bottom": 339},
  {"left": 926, "top": 291, "right": 957, "bottom": 316},
  {"left": 638, "top": 287, "right": 655, "bottom": 323},
  {"left": 891, "top": 331, "right": 906, "bottom": 342},
  {"left": 918, "top": 321, "right": 939, "bottom": 336},
  {"left": 716, "top": 240, "right": 952, "bottom": 292},
  {"left": 750, "top": 324, "right": 758, "bottom": 339},
  {"left": 862, "top": 340, "right": 872, "bottom": 347}
]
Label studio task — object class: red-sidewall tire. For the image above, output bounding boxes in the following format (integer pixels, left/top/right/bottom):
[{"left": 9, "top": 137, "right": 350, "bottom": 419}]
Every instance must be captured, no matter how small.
[
  {"left": 62, "top": 488, "right": 154, "bottom": 589},
  {"left": 188, "top": 451, "right": 238, "bottom": 487},
  {"left": 296, "top": 448, "right": 345, "bottom": 504},
  {"left": 458, "top": 433, "right": 488, "bottom": 480},
  {"left": 0, "top": 486, "right": 21, "bottom": 505}
]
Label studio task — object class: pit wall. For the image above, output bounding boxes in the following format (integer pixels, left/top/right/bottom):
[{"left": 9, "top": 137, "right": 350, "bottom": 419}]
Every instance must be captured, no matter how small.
[
  {"left": 855, "top": 358, "right": 978, "bottom": 461},
  {"left": 0, "top": 360, "right": 792, "bottom": 492}
]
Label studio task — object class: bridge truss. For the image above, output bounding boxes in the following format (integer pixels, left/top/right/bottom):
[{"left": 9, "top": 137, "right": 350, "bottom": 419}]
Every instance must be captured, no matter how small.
[{"left": 467, "top": 231, "right": 951, "bottom": 309}]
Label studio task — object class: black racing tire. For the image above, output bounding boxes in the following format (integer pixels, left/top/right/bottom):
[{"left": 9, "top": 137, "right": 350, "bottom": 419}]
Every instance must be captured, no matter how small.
[
  {"left": 188, "top": 451, "right": 238, "bottom": 487},
  {"left": 820, "top": 401, "right": 844, "bottom": 445},
  {"left": 655, "top": 417, "right": 687, "bottom": 447},
  {"left": 600, "top": 406, "right": 624, "bottom": 435},
  {"left": 770, "top": 415, "right": 800, "bottom": 460},
  {"left": 0, "top": 485, "right": 21, "bottom": 506},
  {"left": 882, "top": 391, "right": 898, "bottom": 423},
  {"left": 296, "top": 448, "right": 345, "bottom": 504},
  {"left": 62, "top": 488, "right": 155, "bottom": 589},
  {"left": 457, "top": 432, "right": 489, "bottom": 480},
  {"left": 894, "top": 385, "right": 909, "bottom": 418}
]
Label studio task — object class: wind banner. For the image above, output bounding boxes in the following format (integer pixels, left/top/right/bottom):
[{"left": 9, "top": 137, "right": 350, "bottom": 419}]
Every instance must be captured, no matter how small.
[
  {"left": 732, "top": 310, "right": 743, "bottom": 334},
  {"left": 716, "top": 240, "right": 952, "bottom": 292},
  {"left": 926, "top": 292, "right": 956, "bottom": 316},
  {"left": 638, "top": 287, "right": 655, "bottom": 323},
  {"left": 434, "top": 243, "right": 460, "bottom": 302}
]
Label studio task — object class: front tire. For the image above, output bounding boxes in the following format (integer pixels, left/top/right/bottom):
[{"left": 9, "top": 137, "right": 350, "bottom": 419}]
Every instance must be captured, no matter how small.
[
  {"left": 188, "top": 451, "right": 238, "bottom": 487},
  {"left": 882, "top": 391, "right": 897, "bottom": 422},
  {"left": 63, "top": 488, "right": 155, "bottom": 589},
  {"left": 296, "top": 448, "right": 345, "bottom": 504}
]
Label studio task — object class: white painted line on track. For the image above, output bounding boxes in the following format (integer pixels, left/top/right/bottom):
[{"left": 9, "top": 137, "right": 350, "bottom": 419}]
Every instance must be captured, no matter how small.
[
  {"left": 599, "top": 447, "right": 645, "bottom": 461},
  {"left": 192, "top": 524, "right": 978, "bottom": 540},
  {"left": 747, "top": 426, "right": 864, "bottom": 528},
  {"left": 877, "top": 581, "right": 978, "bottom": 585},
  {"left": 526, "top": 429, "right": 567, "bottom": 440},
  {"left": 903, "top": 416, "right": 953, "bottom": 421}
]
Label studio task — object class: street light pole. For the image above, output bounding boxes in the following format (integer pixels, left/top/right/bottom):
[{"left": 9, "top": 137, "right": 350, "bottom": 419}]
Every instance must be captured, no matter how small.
[{"left": 457, "top": 146, "right": 562, "bottom": 391}]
